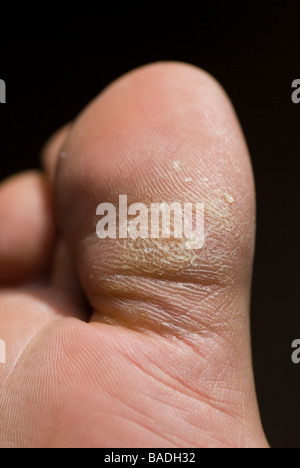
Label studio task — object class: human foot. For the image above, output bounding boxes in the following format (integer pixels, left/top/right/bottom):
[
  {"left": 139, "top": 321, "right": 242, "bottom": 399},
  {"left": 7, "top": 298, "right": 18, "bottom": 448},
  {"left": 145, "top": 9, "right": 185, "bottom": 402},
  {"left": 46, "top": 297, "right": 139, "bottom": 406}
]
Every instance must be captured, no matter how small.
[{"left": 0, "top": 62, "right": 268, "bottom": 448}]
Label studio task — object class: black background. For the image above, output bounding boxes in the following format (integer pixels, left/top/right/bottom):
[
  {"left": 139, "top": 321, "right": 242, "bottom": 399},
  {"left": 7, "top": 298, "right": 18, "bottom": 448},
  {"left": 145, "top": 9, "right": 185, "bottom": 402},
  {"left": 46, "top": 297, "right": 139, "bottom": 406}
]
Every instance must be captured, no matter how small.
[{"left": 0, "top": 1, "right": 299, "bottom": 448}]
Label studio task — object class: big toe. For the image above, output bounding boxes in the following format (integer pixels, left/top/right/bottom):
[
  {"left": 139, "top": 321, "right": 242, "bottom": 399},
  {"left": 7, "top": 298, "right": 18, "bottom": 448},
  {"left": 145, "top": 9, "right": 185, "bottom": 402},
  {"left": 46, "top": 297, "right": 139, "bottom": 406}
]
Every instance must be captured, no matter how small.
[
  {"left": 56, "top": 62, "right": 255, "bottom": 332},
  {"left": 55, "top": 62, "right": 267, "bottom": 447}
]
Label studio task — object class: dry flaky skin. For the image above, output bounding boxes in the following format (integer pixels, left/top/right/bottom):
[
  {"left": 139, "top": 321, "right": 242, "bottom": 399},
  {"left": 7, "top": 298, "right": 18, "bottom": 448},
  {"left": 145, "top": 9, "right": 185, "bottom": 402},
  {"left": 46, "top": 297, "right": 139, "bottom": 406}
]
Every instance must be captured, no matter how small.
[{"left": 56, "top": 63, "right": 255, "bottom": 335}]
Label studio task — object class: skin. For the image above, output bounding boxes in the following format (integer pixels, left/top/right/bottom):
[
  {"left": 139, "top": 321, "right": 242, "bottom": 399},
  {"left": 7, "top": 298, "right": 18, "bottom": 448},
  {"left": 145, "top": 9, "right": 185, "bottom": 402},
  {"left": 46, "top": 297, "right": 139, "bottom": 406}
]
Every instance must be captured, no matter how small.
[{"left": 0, "top": 62, "right": 269, "bottom": 448}]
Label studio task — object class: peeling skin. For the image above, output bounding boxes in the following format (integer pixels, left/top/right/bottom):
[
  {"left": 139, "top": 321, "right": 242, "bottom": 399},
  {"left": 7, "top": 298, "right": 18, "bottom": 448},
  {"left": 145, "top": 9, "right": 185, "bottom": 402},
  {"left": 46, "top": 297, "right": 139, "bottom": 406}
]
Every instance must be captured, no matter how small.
[
  {"left": 172, "top": 160, "right": 186, "bottom": 171},
  {"left": 224, "top": 193, "right": 234, "bottom": 204},
  {"left": 85, "top": 186, "right": 241, "bottom": 289},
  {"left": 78, "top": 177, "right": 245, "bottom": 335},
  {"left": 120, "top": 236, "right": 198, "bottom": 275},
  {"left": 205, "top": 199, "right": 239, "bottom": 234},
  {"left": 81, "top": 188, "right": 241, "bottom": 326}
]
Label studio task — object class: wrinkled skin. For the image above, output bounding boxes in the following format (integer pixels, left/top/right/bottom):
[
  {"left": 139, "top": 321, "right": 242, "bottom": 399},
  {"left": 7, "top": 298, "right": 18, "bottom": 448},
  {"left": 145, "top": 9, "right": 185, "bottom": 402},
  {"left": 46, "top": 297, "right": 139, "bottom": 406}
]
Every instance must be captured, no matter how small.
[{"left": 0, "top": 63, "right": 269, "bottom": 448}]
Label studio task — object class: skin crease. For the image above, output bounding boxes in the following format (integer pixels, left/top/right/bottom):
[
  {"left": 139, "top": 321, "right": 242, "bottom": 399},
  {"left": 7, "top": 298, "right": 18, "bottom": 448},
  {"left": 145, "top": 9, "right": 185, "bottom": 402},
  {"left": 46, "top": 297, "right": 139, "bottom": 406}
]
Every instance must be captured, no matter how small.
[{"left": 0, "top": 62, "right": 269, "bottom": 448}]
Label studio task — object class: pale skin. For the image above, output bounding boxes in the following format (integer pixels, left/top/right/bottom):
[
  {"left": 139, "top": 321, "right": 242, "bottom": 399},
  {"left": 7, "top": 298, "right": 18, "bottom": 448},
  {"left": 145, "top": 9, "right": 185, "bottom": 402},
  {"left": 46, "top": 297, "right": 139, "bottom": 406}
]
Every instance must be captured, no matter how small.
[{"left": 0, "top": 63, "right": 270, "bottom": 448}]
